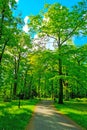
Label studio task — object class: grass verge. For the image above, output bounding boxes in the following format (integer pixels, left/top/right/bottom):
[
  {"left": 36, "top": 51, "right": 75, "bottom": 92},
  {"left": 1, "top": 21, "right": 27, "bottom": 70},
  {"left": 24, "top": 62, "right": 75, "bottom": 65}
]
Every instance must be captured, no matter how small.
[
  {"left": 54, "top": 98, "right": 87, "bottom": 129},
  {"left": 0, "top": 99, "right": 38, "bottom": 130}
]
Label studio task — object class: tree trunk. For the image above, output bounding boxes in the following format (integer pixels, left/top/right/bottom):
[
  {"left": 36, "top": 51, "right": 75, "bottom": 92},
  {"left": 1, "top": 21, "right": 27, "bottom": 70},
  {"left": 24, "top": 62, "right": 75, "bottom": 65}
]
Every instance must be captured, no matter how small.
[
  {"left": 0, "top": 7, "right": 8, "bottom": 64},
  {"left": 0, "top": 8, "right": 5, "bottom": 39},
  {"left": 58, "top": 58, "right": 63, "bottom": 104},
  {"left": 13, "top": 53, "right": 20, "bottom": 98},
  {"left": 13, "top": 80, "right": 17, "bottom": 98},
  {"left": 0, "top": 39, "right": 9, "bottom": 64},
  {"left": 57, "top": 35, "right": 63, "bottom": 104}
]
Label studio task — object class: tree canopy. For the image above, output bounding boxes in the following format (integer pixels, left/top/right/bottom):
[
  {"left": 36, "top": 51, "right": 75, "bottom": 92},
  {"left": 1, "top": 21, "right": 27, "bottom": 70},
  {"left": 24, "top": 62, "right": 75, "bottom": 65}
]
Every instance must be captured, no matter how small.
[{"left": 0, "top": 0, "right": 87, "bottom": 104}]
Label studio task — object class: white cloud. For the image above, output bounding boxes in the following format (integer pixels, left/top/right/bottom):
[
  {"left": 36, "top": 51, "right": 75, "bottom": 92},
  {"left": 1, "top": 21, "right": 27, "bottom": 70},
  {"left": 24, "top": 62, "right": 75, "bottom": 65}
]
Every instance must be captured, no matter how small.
[
  {"left": 15, "top": 0, "right": 19, "bottom": 3},
  {"left": 23, "top": 24, "right": 29, "bottom": 33},
  {"left": 24, "top": 16, "right": 29, "bottom": 24},
  {"left": 23, "top": 16, "right": 29, "bottom": 33}
]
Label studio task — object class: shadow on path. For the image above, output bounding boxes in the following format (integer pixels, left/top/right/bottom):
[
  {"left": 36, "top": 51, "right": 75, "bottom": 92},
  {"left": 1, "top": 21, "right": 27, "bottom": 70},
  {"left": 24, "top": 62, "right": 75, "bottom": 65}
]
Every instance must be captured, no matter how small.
[{"left": 25, "top": 100, "right": 83, "bottom": 130}]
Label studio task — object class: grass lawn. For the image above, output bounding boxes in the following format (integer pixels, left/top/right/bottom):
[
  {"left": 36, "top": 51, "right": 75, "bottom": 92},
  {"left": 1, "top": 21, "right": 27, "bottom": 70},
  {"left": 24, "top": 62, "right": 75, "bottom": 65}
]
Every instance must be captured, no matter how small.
[
  {"left": 54, "top": 98, "right": 87, "bottom": 129},
  {"left": 0, "top": 99, "right": 38, "bottom": 130}
]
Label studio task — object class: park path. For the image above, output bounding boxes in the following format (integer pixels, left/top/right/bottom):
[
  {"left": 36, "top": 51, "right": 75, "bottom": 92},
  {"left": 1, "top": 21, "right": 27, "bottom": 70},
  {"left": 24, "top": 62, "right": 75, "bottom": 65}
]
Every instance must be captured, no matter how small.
[{"left": 25, "top": 100, "right": 83, "bottom": 130}]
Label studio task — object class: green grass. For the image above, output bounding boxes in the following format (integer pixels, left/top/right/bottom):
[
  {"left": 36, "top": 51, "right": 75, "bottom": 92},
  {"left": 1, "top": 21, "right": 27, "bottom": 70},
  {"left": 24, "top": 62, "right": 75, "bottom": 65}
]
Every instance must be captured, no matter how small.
[
  {"left": 0, "top": 99, "right": 38, "bottom": 130},
  {"left": 54, "top": 98, "right": 87, "bottom": 129}
]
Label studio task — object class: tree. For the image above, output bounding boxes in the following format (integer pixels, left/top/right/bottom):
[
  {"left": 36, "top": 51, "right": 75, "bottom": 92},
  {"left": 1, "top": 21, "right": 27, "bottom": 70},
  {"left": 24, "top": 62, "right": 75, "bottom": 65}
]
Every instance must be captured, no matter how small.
[
  {"left": 0, "top": 0, "right": 18, "bottom": 64},
  {"left": 0, "top": 0, "right": 23, "bottom": 92},
  {"left": 12, "top": 32, "right": 31, "bottom": 98},
  {"left": 28, "top": 1, "right": 87, "bottom": 103}
]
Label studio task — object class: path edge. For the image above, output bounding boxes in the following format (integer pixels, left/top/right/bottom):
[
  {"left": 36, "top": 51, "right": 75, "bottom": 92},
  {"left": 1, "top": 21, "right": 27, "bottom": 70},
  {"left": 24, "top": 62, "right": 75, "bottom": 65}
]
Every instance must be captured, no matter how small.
[
  {"left": 52, "top": 102, "right": 85, "bottom": 130},
  {"left": 25, "top": 101, "right": 40, "bottom": 130}
]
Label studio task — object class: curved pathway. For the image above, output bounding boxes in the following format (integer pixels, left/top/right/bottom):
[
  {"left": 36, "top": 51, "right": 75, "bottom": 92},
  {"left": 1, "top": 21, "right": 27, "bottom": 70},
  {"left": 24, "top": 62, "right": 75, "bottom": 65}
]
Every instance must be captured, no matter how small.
[{"left": 25, "top": 100, "right": 83, "bottom": 130}]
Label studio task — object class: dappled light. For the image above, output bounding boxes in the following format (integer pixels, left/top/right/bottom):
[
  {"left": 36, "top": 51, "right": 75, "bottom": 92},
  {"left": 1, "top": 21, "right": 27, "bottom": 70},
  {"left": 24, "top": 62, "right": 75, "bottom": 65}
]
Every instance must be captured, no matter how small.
[
  {"left": 26, "top": 100, "right": 82, "bottom": 130},
  {"left": 0, "top": 0, "right": 87, "bottom": 129},
  {"left": 0, "top": 100, "right": 38, "bottom": 130}
]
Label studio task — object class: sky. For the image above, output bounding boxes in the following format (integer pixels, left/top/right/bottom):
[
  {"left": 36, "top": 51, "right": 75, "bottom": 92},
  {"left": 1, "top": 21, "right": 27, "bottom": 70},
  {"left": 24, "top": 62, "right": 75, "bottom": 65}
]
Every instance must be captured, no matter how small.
[
  {"left": 16, "top": 0, "right": 82, "bottom": 17},
  {"left": 15, "top": 0, "right": 87, "bottom": 46}
]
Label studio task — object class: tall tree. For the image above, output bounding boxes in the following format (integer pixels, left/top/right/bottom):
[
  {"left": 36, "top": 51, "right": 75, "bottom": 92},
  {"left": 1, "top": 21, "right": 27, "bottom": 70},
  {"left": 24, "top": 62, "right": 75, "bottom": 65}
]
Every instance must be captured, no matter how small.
[
  {"left": 28, "top": 1, "right": 87, "bottom": 103},
  {"left": 0, "top": 0, "right": 16, "bottom": 63}
]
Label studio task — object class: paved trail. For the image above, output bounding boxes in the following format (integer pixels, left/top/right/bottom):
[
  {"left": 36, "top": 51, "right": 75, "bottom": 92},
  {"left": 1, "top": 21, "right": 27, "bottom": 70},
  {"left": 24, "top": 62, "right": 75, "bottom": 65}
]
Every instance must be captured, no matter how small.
[{"left": 25, "top": 100, "right": 83, "bottom": 130}]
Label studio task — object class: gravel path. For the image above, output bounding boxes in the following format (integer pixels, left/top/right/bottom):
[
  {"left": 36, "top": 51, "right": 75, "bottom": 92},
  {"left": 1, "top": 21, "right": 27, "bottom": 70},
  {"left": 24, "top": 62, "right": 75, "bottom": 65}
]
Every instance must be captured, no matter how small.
[{"left": 25, "top": 100, "right": 83, "bottom": 130}]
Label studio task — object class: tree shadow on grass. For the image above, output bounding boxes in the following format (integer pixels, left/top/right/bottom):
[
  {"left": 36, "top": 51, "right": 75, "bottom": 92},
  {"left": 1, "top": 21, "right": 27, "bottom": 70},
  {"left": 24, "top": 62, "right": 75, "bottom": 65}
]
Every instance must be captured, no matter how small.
[
  {"left": 0, "top": 108, "right": 33, "bottom": 130},
  {"left": 26, "top": 101, "right": 83, "bottom": 130},
  {"left": 0, "top": 100, "right": 38, "bottom": 130},
  {"left": 64, "top": 112, "right": 87, "bottom": 129},
  {"left": 55, "top": 101, "right": 87, "bottom": 129}
]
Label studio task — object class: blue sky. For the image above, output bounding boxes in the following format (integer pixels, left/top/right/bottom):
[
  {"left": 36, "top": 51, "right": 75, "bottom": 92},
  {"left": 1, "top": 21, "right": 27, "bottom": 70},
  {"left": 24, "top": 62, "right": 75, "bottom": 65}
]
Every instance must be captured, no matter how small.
[
  {"left": 16, "top": 0, "right": 87, "bottom": 46},
  {"left": 16, "top": 0, "right": 82, "bottom": 17}
]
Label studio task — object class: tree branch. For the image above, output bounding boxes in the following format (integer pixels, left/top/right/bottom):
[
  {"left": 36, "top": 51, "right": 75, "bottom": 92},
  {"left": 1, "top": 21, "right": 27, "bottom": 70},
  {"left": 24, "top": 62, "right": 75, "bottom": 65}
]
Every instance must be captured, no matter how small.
[
  {"left": 61, "top": 20, "right": 84, "bottom": 45},
  {"left": 0, "top": 38, "right": 9, "bottom": 64}
]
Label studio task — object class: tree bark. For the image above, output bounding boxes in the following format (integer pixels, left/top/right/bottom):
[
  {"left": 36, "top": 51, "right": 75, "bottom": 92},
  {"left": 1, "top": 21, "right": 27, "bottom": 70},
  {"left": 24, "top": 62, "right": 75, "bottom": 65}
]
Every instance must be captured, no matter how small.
[
  {"left": 57, "top": 34, "right": 63, "bottom": 104},
  {"left": 13, "top": 52, "right": 21, "bottom": 98},
  {"left": 0, "top": 39, "right": 9, "bottom": 64},
  {"left": 0, "top": 8, "right": 5, "bottom": 40},
  {"left": 58, "top": 58, "right": 63, "bottom": 104}
]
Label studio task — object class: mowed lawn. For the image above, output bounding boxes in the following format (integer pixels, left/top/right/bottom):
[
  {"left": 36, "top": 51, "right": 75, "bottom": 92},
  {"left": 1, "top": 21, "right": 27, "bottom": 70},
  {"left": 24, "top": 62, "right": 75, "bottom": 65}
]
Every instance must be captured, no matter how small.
[
  {"left": 55, "top": 98, "right": 87, "bottom": 130},
  {"left": 0, "top": 99, "right": 38, "bottom": 130}
]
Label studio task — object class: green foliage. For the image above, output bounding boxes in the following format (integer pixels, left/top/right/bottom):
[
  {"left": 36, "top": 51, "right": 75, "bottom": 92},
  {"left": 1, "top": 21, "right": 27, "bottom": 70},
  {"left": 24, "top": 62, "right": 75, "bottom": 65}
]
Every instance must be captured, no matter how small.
[
  {"left": 0, "top": 1, "right": 87, "bottom": 104},
  {"left": 28, "top": 1, "right": 87, "bottom": 104}
]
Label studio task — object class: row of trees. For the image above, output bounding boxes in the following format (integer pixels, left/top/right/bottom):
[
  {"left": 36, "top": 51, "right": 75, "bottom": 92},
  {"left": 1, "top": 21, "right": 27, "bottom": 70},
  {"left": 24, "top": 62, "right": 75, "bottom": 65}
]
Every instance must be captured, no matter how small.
[
  {"left": 0, "top": 0, "right": 87, "bottom": 103},
  {"left": 0, "top": 0, "right": 32, "bottom": 100},
  {"left": 28, "top": 1, "right": 87, "bottom": 103}
]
